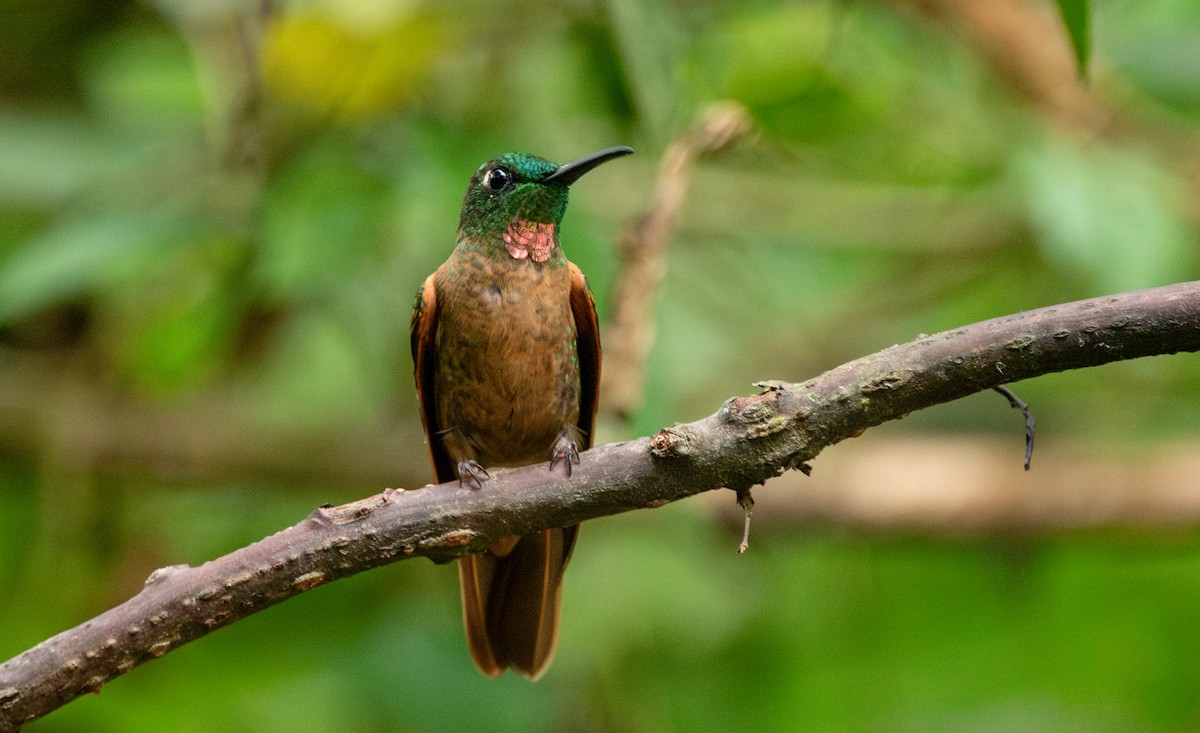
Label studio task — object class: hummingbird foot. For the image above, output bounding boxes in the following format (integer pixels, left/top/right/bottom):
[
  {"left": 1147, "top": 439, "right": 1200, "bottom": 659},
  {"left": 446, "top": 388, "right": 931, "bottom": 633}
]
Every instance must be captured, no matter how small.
[
  {"left": 456, "top": 460, "right": 490, "bottom": 488},
  {"left": 550, "top": 427, "right": 583, "bottom": 477}
]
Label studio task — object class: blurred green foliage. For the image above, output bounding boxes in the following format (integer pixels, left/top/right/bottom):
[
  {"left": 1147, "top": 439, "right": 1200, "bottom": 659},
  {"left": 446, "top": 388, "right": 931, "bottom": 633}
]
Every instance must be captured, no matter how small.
[
  {"left": 3, "top": 0, "right": 1200, "bottom": 730},
  {"left": 1055, "top": 0, "right": 1092, "bottom": 73}
]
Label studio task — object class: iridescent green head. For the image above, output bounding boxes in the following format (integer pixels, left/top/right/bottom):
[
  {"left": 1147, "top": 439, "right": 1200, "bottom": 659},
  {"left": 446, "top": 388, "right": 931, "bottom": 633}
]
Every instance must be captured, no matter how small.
[{"left": 457, "top": 146, "right": 633, "bottom": 262}]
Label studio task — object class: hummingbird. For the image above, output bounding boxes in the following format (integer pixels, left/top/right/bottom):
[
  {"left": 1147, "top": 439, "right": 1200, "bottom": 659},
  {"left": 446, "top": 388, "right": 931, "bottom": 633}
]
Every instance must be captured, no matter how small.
[{"left": 410, "top": 146, "right": 633, "bottom": 678}]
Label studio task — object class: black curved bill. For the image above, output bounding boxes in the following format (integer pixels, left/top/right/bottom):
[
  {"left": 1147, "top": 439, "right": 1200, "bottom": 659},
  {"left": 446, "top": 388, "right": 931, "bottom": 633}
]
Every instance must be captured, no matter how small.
[{"left": 544, "top": 146, "right": 634, "bottom": 186}]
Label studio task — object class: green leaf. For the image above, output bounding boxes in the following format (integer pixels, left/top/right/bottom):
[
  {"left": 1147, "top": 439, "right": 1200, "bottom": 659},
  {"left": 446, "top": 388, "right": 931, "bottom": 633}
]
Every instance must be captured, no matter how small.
[
  {"left": 257, "top": 142, "right": 389, "bottom": 300},
  {"left": 0, "top": 211, "right": 196, "bottom": 322},
  {"left": 605, "top": 0, "right": 686, "bottom": 142},
  {"left": 0, "top": 112, "right": 127, "bottom": 209},
  {"left": 1054, "top": 0, "right": 1091, "bottom": 76},
  {"left": 1015, "top": 136, "right": 1194, "bottom": 294}
]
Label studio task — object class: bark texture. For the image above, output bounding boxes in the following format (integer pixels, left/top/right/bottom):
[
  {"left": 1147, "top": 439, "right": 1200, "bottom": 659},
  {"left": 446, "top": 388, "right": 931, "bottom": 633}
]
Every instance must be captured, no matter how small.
[{"left": 2, "top": 281, "right": 1200, "bottom": 730}]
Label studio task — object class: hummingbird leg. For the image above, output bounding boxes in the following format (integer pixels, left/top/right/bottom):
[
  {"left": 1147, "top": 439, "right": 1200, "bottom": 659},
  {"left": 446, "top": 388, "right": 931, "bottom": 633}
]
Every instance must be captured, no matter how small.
[
  {"left": 550, "top": 426, "right": 583, "bottom": 477},
  {"left": 456, "top": 460, "right": 490, "bottom": 488}
]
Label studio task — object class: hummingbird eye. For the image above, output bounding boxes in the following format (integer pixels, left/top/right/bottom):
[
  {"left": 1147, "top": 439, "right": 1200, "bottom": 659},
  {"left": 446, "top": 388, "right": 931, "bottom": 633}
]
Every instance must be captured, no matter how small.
[{"left": 482, "top": 166, "right": 512, "bottom": 195}]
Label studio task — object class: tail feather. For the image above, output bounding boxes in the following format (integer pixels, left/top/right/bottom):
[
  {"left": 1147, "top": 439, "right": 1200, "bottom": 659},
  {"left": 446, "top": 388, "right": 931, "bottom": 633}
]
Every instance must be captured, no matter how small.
[
  {"left": 458, "top": 527, "right": 578, "bottom": 679},
  {"left": 458, "top": 553, "right": 502, "bottom": 677}
]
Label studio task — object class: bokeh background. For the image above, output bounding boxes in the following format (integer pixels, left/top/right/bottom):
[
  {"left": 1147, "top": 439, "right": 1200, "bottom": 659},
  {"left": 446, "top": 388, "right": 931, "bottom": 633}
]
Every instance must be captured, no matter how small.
[{"left": 3, "top": 0, "right": 1200, "bottom": 730}]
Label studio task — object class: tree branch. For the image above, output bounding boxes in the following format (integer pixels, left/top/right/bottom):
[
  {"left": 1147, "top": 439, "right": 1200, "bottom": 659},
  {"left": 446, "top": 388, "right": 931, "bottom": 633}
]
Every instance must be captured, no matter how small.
[{"left": 4, "top": 281, "right": 1200, "bottom": 730}]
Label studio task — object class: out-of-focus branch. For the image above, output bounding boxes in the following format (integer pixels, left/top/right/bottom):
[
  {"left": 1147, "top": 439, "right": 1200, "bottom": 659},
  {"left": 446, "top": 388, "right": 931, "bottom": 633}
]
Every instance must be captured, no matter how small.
[
  {"left": 7, "top": 352, "right": 1200, "bottom": 535},
  {"left": 176, "top": 0, "right": 275, "bottom": 172},
  {"left": 703, "top": 436, "right": 1200, "bottom": 532},
  {"left": 602, "top": 101, "right": 752, "bottom": 419},
  {"left": 893, "top": 0, "right": 1109, "bottom": 130},
  {"left": 4, "top": 281, "right": 1200, "bottom": 729},
  {"left": 0, "top": 353, "right": 428, "bottom": 488}
]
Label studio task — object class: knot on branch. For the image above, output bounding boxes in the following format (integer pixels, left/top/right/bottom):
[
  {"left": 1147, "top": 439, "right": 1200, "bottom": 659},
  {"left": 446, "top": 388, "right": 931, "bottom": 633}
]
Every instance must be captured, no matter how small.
[
  {"left": 862, "top": 370, "right": 910, "bottom": 394},
  {"left": 421, "top": 529, "right": 479, "bottom": 559},
  {"left": 649, "top": 424, "right": 704, "bottom": 458},
  {"left": 292, "top": 571, "right": 326, "bottom": 591},
  {"left": 1006, "top": 335, "right": 1036, "bottom": 351},
  {"left": 308, "top": 492, "right": 399, "bottom": 528},
  {"left": 1, "top": 686, "right": 20, "bottom": 710},
  {"left": 722, "top": 387, "right": 798, "bottom": 439},
  {"left": 143, "top": 564, "right": 191, "bottom": 587}
]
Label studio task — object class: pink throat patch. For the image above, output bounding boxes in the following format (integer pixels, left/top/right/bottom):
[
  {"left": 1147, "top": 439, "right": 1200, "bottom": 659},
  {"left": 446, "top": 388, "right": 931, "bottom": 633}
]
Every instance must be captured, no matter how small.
[{"left": 503, "top": 220, "right": 556, "bottom": 262}]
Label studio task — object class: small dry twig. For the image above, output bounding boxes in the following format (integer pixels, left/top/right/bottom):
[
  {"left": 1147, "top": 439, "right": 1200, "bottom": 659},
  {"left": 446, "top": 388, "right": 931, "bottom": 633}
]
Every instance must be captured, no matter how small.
[{"left": 992, "top": 384, "right": 1036, "bottom": 470}]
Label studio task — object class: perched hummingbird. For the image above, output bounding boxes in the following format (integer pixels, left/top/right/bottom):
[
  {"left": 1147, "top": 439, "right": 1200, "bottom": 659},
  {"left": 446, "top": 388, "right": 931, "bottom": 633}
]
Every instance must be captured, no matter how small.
[{"left": 410, "top": 146, "right": 633, "bottom": 678}]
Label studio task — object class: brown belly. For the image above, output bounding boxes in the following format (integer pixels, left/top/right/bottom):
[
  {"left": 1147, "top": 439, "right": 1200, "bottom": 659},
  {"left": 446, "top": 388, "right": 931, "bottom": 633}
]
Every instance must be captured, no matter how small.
[{"left": 433, "top": 261, "right": 581, "bottom": 467}]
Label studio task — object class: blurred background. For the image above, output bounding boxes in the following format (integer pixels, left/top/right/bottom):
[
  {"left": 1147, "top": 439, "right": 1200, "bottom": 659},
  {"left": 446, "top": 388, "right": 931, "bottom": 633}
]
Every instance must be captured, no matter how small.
[{"left": 3, "top": 0, "right": 1200, "bottom": 730}]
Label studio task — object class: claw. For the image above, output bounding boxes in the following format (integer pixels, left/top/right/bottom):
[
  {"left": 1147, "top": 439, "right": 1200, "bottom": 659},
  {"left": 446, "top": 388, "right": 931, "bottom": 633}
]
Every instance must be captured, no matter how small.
[
  {"left": 550, "top": 427, "right": 582, "bottom": 477},
  {"left": 457, "top": 460, "right": 490, "bottom": 488}
]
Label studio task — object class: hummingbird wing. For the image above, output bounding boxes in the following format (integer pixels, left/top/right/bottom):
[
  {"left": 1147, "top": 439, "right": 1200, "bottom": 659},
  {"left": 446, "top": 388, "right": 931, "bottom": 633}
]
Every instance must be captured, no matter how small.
[
  {"left": 569, "top": 262, "right": 602, "bottom": 450},
  {"left": 410, "top": 274, "right": 456, "bottom": 484}
]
